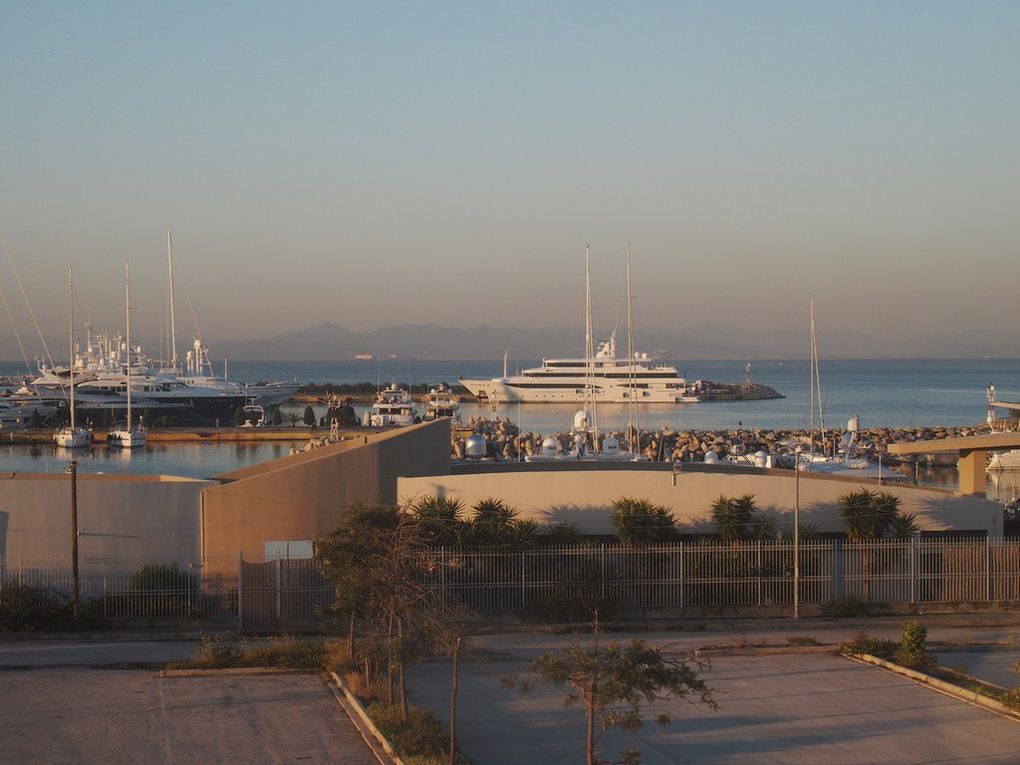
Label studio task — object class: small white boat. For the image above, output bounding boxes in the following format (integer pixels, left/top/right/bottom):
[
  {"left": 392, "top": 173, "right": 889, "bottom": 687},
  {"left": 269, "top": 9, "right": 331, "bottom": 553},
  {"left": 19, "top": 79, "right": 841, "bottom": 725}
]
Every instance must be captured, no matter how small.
[
  {"left": 988, "top": 450, "right": 1020, "bottom": 471},
  {"left": 366, "top": 385, "right": 418, "bottom": 427},
  {"left": 108, "top": 264, "right": 146, "bottom": 449},
  {"left": 54, "top": 268, "right": 92, "bottom": 449}
]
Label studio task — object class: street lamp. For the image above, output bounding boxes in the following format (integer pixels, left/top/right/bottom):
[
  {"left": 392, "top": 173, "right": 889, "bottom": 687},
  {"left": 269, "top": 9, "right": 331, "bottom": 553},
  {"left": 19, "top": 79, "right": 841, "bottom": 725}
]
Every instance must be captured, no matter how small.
[{"left": 793, "top": 447, "right": 802, "bottom": 620}]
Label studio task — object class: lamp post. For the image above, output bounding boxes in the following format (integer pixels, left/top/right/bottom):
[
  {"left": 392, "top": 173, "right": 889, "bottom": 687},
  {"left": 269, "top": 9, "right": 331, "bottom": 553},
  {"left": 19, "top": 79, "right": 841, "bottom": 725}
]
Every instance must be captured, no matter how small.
[
  {"left": 793, "top": 447, "right": 801, "bottom": 620},
  {"left": 67, "top": 459, "right": 79, "bottom": 626}
]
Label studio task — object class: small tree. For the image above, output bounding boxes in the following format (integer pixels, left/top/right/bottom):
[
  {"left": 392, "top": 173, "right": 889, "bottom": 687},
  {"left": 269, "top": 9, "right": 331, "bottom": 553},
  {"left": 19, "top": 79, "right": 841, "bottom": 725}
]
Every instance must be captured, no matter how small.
[
  {"left": 27, "top": 409, "right": 43, "bottom": 428},
  {"left": 232, "top": 405, "right": 246, "bottom": 427},
  {"left": 142, "top": 407, "right": 155, "bottom": 428},
  {"left": 271, "top": 407, "right": 282, "bottom": 426},
  {"left": 899, "top": 620, "right": 932, "bottom": 667},
  {"left": 840, "top": 490, "right": 919, "bottom": 601},
  {"left": 303, "top": 405, "right": 316, "bottom": 427},
  {"left": 505, "top": 616, "right": 716, "bottom": 765},
  {"left": 409, "top": 495, "right": 466, "bottom": 546},
  {"left": 286, "top": 411, "right": 301, "bottom": 427},
  {"left": 611, "top": 498, "right": 676, "bottom": 546}
]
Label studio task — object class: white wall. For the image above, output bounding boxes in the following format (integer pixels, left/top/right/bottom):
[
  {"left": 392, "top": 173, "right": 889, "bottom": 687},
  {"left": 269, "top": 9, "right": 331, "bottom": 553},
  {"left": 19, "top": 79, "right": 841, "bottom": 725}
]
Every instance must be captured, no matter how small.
[{"left": 398, "top": 465, "right": 1002, "bottom": 536}]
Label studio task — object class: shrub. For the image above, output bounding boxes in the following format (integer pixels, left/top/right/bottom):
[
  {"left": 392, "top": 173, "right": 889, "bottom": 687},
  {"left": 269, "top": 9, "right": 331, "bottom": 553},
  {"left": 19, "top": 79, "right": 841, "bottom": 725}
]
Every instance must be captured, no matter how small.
[
  {"left": 821, "top": 595, "right": 870, "bottom": 618},
  {"left": 368, "top": 703, "right": 468, "bottom": 764},
  {"left": 786, "top": 635, "right": 821, "bottom": 646},
  {"left": 303, "top": 405, "right": 316, "bottom": 427},
  {"left": 611, "top": 497, "right": 676, "bottom": 546},
  {"left": 176, "top": 634, "right": 333, "bottom": 670},
  {"left": 841, "top": 632, "right": 896, "bottom": 658},
  {"left": 1000, "top": 687, "right": 1020, "bottom": 712},
  {"left": 898, "top": 620, "right": 932, "bottom": 667},
  {"left": 0, "top": 581, "right": 74, "bottom": 632}
]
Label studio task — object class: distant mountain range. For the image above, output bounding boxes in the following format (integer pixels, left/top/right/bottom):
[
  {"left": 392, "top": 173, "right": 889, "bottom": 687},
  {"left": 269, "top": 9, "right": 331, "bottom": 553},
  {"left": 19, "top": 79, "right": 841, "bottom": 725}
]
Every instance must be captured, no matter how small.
[{"left": 2, "top": 321, "right": 1017, "bottom": 363}]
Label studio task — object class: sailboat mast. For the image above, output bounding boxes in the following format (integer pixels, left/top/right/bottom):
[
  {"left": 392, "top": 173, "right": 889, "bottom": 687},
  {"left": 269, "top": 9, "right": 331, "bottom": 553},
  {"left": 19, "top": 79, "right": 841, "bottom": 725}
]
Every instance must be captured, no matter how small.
[
  {"left": 167, "top": 230, "right": 177, "bottom": 371},
  {"left": 808, "top": 296, "right": 815, "bottom": 454},
  {"left": 68, "top": 267, "right": 75, "bottom": 430},
  {"left": 625, "top": 244, "right": 637, "bottom": 450},
  {"left": 125, "top": 262, "right": 132, "bottom": 429},
  {"left": 813, "top": 305, "right": 826, "bottom": 455},
  {"left": 584, "top": 245, "right": 598, "bottom": 441}
]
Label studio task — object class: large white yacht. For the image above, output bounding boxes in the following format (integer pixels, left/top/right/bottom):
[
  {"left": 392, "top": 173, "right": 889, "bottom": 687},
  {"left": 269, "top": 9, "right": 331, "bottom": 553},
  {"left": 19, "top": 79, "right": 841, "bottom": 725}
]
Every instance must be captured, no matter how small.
[
  {"left": 459, "top": 334, "right": 697, "bottom": 404},
  {"left": 366, "top": 385, "right": 418, "bottom": 427}
]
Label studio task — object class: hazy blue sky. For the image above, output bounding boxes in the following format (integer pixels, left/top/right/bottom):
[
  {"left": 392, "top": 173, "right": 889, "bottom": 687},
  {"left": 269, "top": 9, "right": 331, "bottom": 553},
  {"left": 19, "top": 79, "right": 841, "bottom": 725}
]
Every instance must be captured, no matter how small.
[{"left": 1, "top": 2, "right": 1018, "bottom": 351}]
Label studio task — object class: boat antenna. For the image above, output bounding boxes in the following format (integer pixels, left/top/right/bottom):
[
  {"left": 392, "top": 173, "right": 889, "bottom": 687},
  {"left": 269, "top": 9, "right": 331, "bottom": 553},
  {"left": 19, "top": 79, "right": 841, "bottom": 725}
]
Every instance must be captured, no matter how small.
[
  {"left": 172, "top": 256, "right": 209, "bottom": 375},
  {"left": 167, "top": 230, "right": 178, "bottom": 371},
  {"left": 1, "top": 230, "right": 57, "bottom": 370}
]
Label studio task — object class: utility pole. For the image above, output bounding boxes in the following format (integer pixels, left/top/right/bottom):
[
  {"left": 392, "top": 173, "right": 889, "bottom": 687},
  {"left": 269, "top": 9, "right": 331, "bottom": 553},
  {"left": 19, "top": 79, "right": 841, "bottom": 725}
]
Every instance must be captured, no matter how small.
[{"left": 68, "top": 459, "right": 79, "bottom": 626}]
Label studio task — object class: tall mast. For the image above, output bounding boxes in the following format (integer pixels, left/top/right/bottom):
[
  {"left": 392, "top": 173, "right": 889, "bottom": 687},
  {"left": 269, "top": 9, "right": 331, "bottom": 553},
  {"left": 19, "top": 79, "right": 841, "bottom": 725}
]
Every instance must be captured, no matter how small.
[
  {"left": 813, "top": 301, "right": 826, "bottom": 454},
  {"left": 167, "top": 230, "right": 177, "bottom": 371},
  {"left": 68, "top": 267, "right": 75, "bottom": 430},
  {"left": 125, "top": 262, "right": 132, "bottom": 429},
  {"left": 584, "top": 245, "right": 598, "bottom": 442},
  {"left": 808, "top": 296, "right": 815, "bottom": 454},
  {"left": 625, "top": 244, "right": 637, "bottom": 450}
]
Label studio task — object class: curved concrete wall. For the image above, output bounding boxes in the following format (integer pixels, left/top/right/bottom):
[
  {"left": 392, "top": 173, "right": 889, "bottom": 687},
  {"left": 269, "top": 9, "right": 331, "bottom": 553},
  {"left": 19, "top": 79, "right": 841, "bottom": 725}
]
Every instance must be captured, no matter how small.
[{"left": 398, "top": 464, "right": 1002, "bottom": 536}]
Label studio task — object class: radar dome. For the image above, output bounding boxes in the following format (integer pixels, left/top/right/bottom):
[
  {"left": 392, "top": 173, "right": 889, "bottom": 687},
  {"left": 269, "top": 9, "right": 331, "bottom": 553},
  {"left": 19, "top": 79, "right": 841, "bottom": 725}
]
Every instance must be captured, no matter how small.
[
  {"left": 703, "top": 450, "right": 719, "bottom": 464},
  {"left": 540, "top": 436, "right": 560, "bottom": 456},
  {"left": 602, "top": 436, "right": 620, "bottom": 456},
  {"left": 573, "top": 409, "right": 590, "bottom": 430},
  {"left": 464, "top": 434, "right": 487, "bottom": 458},
  {"left": 754, "top": 450, "right": 768, "bottom": 468}
]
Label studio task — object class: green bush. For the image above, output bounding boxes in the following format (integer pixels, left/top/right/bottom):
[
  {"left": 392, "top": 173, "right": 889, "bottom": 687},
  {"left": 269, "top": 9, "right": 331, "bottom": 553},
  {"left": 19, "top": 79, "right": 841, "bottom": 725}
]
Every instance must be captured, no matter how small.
[
  {"left": 841, "top": 632, "right": 897, "bottom": 658},
  {"left": 173, "top": 634, "right": 332, "bottom": 670},
  {"left": 786, "top": 635, "right": 821, "bottom": 646},
  {"left": 368, "top": 703, "right": 467, "bottom": 764},
  {"left": 0, "top": 581, "right": 74, "bottom": 632},
  {"left": 821, "top": 595, "right": 870, "bottom": 618},
  {"left": 898, "top": 620, "right": 932, "bottom": 667},
  {"left": 1000, "top": 687, "right": 1020, "bottom": 711}
]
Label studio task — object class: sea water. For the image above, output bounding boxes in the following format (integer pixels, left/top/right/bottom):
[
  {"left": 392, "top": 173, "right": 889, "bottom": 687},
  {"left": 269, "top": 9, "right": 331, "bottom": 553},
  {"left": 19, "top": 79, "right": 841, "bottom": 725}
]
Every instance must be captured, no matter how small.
[{"left": 2, "top": 358, "right": 1018, "bottom": 479}]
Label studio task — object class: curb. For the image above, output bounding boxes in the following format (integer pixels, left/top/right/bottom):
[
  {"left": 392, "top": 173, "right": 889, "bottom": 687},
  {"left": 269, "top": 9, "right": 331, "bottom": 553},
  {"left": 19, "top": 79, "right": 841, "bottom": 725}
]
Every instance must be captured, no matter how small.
[
  {"left": 328, "top": 671, "right": 405, "bottom": 765},
  {"left": 160, "top": 666, "right": 311, "bottom": 678},
  {"left": 846, "top": 653, "right": 1020, "bottom": 722},
  {"left": 697, "top": 644, "right": 839, "bottom": 657}
]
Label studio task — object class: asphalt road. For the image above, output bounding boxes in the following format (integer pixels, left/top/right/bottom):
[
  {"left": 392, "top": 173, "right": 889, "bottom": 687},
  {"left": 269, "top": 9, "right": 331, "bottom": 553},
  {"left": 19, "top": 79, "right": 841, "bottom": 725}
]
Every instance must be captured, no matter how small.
[{"left": 409, "top": 648, "right": 1020, "bottom": 764}]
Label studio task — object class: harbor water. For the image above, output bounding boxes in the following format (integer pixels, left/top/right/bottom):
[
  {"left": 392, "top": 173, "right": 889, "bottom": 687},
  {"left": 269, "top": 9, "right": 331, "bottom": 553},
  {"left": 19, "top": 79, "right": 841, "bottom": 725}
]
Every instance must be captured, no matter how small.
[{"left": 2, "top": 357, "right": 1018, "bottom": 482}]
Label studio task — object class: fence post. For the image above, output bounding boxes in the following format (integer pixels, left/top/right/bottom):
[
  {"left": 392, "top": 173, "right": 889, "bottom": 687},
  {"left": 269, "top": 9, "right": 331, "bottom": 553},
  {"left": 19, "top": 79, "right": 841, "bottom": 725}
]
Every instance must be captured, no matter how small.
[
  {"left": 237, "top": 551, "right": 244, "bottom": 629},
  {"left": 986, "top": 536, "right": 992, "bottom": 602},
  {"left": 910, "top": 537, "right": 916, "bottom": 604},
  {"left": 756, "top": 541, "right": 763, "bottom": 606},
  {"left": 833, "top": 540, "right": 843, "bottom": 599},
  {"left": 600, "top": 544, "right": 606, "bottom": 602},
  {"left": 275, "top": 556, "right": 282, "bottom": 621},
  {"left": 520, "top": 549, "right": 526, "bottom": 609},
  {"left": 679, "top": 542, "right": 685, "bottom": 609},
  {"left": 18, "top": 553, "right": 22, "bottom": 586}
]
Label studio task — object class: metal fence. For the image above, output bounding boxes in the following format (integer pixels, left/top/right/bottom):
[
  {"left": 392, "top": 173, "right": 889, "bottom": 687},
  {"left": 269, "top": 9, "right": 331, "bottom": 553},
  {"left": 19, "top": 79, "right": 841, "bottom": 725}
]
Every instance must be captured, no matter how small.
[
  {"left": 419, "top": 538, "right": 1020, "bottom": 612},
  {"left": 0, "top": 554, "right": 332, "bottom": 629},
  {"left": 4, "top": 538, "right": 1020, "bottom": 628}
]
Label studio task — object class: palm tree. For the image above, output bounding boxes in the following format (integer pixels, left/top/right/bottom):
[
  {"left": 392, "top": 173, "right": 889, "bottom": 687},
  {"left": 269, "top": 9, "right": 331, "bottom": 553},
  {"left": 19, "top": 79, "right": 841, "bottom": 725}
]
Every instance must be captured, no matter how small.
[
  {"left": 710, "top": 494, "right": 762, "bottom": 542},
  {"left": 611, "top": 497, "right": 676, "bottom": 546},
  {"left": 839, "top": 490, "right": 918, "bottom": 602},
  {"left": 542, "top": 522, "right": 584, "bottom": 545},
  {"left": 409, "top": 495, "right": 465, "bottom": 546}
]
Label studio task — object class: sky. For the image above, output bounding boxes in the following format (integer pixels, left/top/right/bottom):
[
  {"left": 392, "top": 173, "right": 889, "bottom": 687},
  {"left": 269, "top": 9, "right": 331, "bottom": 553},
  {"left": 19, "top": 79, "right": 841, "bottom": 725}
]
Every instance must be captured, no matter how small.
[{"left": 1, "top": 2, "right": 1018, "bottom": 354}]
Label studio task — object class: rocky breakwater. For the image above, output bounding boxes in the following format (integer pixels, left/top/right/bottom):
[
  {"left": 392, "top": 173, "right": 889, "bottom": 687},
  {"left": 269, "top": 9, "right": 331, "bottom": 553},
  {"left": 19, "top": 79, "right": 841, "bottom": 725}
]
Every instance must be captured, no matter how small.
[{"left": 451, "top": 420, "right": 990, "bottom": 464}]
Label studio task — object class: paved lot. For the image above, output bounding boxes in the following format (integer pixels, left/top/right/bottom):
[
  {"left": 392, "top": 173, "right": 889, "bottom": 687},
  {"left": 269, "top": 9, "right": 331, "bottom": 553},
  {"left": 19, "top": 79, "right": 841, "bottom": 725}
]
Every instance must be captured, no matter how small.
[
  {"left": 937, "top": 648, "right": 1020, "bottom": 689},
  {"left": 409, "top": 652, "right": 1020, "bottom": 764},
  {"left": 0, "top": 670, "right": 377, "bottom": 765}
]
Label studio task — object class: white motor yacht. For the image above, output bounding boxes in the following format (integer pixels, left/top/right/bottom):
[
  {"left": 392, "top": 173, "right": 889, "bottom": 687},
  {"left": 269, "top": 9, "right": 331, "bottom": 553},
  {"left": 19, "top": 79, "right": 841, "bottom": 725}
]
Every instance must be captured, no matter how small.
[
  {"left": 988, "top": 450, "right": 1020, "bottom": 471},
  {"left": 423, "top": 383, "right": 461, "bottom": 423},
  {"left": 367, "top": 385, "right": 418, "bottom": 427}
]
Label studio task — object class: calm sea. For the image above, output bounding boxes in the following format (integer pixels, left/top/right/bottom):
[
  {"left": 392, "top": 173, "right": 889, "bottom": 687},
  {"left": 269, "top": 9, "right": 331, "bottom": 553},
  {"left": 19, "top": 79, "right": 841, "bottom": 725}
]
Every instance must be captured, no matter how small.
[{"left": 2, "top": 358, "right": 1018, "bottom": 481}]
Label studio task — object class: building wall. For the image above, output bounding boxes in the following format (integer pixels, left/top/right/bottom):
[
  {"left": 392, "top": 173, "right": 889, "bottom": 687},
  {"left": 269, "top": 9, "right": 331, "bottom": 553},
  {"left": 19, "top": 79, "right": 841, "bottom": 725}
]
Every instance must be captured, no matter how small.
[
  {"left": 201, "top": 419, "right": 451, "bottom": 563},
  {"left": 398, "top": 463, "right": 1003, "bottom": 536},
  {"left": 0, "top": 474, "right": 211, "bottom": 561}
]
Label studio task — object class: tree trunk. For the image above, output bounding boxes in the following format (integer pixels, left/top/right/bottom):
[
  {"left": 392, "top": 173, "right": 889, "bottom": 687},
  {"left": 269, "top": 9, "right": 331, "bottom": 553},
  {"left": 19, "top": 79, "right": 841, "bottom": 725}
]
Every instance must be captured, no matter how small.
[
  {"left": 449, "top": 635, "right": 462, "bottom": 765},
  {"left": 398, "top": 616, "right": 409, "bottom": 722},
  {"left": 347, "top": 613, "right": 356, "bottom": 661},
  {"left": 586, "top": 695, "right": 595, "bottom": 765},
  {"left": 386, "top": 604, "right": 395, "bottom": 704}
]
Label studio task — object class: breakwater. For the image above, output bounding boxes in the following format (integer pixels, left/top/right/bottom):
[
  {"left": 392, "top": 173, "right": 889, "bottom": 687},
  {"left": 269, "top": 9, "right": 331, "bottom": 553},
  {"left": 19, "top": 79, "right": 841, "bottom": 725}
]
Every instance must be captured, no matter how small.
[{"left": 452, "top": 419, "right": 990, "bottom": 464}]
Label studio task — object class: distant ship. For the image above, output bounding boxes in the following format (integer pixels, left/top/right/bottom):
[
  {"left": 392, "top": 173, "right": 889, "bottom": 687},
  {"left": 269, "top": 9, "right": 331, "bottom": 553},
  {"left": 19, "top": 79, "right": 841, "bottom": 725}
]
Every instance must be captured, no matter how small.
[{"left": 353, "top": 353, "right": 375, "bottom": 361}]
